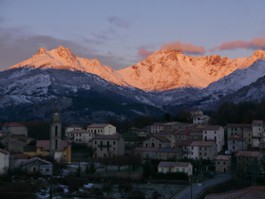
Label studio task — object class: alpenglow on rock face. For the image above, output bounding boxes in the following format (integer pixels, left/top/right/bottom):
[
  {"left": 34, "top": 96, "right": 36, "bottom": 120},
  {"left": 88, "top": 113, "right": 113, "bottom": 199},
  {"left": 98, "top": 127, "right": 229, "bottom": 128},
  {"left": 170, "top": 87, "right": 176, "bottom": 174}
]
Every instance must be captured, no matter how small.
[
  {"left": 10, "top": 46, "right": 265, "bottom": 91},
  {"left": 10, "top": 46, "right": 127, "bottom": 86}
]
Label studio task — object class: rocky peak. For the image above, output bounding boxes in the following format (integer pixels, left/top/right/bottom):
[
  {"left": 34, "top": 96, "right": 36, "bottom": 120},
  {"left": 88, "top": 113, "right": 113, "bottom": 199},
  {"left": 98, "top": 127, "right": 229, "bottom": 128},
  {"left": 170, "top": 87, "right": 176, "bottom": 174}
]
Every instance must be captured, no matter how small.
[
  {"left": 251, "top": 49, "right": 265, "bottom": 58},
  {"left": 37, "top": 47, "right": 47, "bottom": 55},
  {"left": 55, "top": 46, "right": 75, "bottom": 59}
]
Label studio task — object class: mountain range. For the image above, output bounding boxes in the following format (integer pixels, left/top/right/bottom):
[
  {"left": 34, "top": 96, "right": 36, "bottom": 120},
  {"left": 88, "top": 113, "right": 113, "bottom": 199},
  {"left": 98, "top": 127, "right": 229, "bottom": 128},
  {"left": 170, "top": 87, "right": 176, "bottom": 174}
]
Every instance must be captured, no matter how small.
[{"left": 2, "top": 46, "right": 265, "bottom": 123}]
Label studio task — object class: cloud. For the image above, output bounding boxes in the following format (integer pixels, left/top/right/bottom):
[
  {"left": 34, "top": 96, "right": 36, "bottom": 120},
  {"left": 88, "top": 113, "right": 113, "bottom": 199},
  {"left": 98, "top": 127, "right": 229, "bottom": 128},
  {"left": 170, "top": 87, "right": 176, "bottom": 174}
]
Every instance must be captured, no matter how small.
[
  {"left": 137, "top": 47, "right": 154, "bottom": 59},
  {"left": 0, "top": 25, "right": 130, "bottom": 70},
  {"left": 161, "top": 41, "right": 206, "bottom": 55},
  {"left": 107, "top": 16, "right": 129, "bottom": 28},
  {"left": 217, "top": 37, "right": 265, "bottom": 51}
]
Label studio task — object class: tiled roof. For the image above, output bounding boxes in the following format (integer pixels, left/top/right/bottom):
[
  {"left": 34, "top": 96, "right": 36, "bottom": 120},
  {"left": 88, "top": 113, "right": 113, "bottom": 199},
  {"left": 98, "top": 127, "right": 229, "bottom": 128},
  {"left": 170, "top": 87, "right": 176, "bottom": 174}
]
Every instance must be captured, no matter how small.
[
  {"left": 36, "top": 140, "right": 70, "bottom": 150},
  {"left": 93, "top": 134, "right": 121, "bottom": 140},
  {"left": 191, "top": 141, "right": 215, "bottom": 147},
  {"left": 203, "top": 125, "right": 221, "bottom": 131},
  {"left": 2, "top": 123, "right": 25, "bottom": 127},
  {"left": 0, "top": 148, "right": 9, "bottom": 155},
  {"left": 22, "top": 157, "right": 52, "bottom": 166},
  {"left": 69, "top": 129, "right": 87, "bottom": 134},
  {"left": 158, "top": 161, "right": 177, "bottom": 168},
  {"left": 87, "top": 123, "right": 110, "bottom": 128},
  {"left": 215, "top": 155, "right": 231, "bottom": 161},
  {"left": 235, "top": 150, "right": 262, "bottom": 158},
  {"left": 152, "top": 134, "right": 170, "bottom": 143},
  {"left": 252, "top": 120, "right": 264, "bottom": 125}
]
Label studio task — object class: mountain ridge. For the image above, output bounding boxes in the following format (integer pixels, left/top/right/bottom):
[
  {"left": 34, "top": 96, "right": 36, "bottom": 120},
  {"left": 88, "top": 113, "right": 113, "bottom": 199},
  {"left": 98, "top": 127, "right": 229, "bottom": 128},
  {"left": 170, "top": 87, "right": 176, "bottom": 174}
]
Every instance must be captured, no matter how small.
[{"left": 9, "top": 46, "right": 265, "bottom": 91}]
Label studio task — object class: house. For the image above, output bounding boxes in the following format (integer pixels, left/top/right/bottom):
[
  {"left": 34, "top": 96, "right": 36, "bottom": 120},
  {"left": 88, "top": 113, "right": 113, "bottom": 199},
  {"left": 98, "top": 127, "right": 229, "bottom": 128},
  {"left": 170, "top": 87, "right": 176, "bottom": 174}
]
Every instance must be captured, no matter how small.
[
  {"left": 0, "top": 148, "right": 9, "bottom": 175},
  {"left": 215, "top": 155, "right": 231, "bottom": 173},
  {"left": 235, "top": 150, "right": 263, "bottom": 173},
  {"left": 227, "top": 135, "right": 247, "bottom": 153},
  {"left": 191, "top": 110, "right": 209, "bottom": 125},
  {"left": 91, "top": 134, "right": 124, "bottom": 158},
  {"left": 71, "top": 129, "right": 93, "bottom": 144},
  {"left": 87, "top": 123, "right": 116, "bottom": 135},
  {"left": 21, "top": 157, "right": 53, "bottom": 175},
  {"left": 203, "top": 125, "right": 224, "bottom": 153},
  {"left": 186, "top": 141, "right": 217, "bottom": 160},
  {"left": 186, "top": 126, "right": 204, "bottom": 141},
  {"left": 252, "top": 120, "right": 263, "bottom": 148},
  {"left": 0, "top": 123, "right": 28, "bottom": 136},
  {"left": 158, "top": 161, "right": 193, "bottom": 176},
  {"left": 65, "top": 125, "right": 83, "bottom": 141},
  {"left": 226, "top": 123, "right": 252, "bottom": 149},
  {"left": 150, "top": 123, "right": 164, "bottom": 134},
  {"left": 143, "top": 134, "right": 171, "bottom": 148}
]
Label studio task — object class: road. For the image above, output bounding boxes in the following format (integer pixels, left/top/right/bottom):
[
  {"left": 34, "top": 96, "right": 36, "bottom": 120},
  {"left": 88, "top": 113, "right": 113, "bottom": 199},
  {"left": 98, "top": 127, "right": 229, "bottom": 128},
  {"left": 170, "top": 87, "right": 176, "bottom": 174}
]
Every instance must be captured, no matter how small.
[{"left": 172, "top": 173, "right": 232, "bottom": 199}]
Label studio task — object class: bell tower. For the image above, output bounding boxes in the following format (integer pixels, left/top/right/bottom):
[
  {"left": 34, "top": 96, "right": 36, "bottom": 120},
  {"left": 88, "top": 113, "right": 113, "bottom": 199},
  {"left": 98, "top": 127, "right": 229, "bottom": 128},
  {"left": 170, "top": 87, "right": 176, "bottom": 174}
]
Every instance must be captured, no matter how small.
[{"left": 50, "top": 110, "right": 62, "bottom": 156}]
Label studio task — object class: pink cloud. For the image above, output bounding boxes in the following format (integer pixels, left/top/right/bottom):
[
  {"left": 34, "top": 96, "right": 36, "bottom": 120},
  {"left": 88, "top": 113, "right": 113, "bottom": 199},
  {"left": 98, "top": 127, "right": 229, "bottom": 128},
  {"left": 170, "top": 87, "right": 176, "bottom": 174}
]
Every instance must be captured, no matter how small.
[
  {"left": 137, "top": 47, "right": 154, "bottom": 59},
  {"left": 160, "top": 41, "right": 206, "bottom": 55},
  {"left": 218, "top": 37, "right": 265, "bottom": 51}
]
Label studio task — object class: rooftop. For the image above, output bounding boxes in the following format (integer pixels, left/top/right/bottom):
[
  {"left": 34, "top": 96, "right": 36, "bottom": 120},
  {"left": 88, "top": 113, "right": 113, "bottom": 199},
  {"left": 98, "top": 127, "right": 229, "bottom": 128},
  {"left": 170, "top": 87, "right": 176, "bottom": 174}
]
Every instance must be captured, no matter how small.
[
  {"left": 236, "top": 150, "right": 262, "bottom": 158},
  {"left": 215, "top": 155, "right": 231, "bottom": 161},
  {"left": 87, "top": 123, "right": 112, "bottom": 128},
  {"left": 191, "top": 141, "right": 215, "bottom": 147}
]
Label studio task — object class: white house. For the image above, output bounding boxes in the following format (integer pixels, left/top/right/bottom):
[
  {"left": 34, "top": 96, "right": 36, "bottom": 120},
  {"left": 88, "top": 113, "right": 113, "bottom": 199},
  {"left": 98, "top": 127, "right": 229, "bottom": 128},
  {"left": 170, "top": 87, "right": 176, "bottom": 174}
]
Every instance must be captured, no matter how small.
[
  {"left": 158, "top": 161, "right": 193, "bottom": 176},
  {"left": 150, "top": 123, "right": 164, "bottom": 134},
  {"left": 187, "top": 141, "right": 217, "bottom": 160},
  {"left": 21, "top": 157, "right": 53, "bottom": 175},
  {"left": 203, "top": 125, "right": 224, "bottom": 152},
  {"left": 191, "top": 111, "right": 209, "bottom": 125},
  {"left": 1, "top": 123, "right": 28, "bottom": 136},
  {"left": 91, "top": 134, "right": 124, "bottom": 159},
  {"left": 0, "top": 148, "right": 9, "bottom": 175},
  {"left": 87, "top": 124, "right": 116, "bottom": 135},
  {"left": 65, "top": 125, "right": 83, "bottom": 140},
  {"left": 252, "top": 120, "right": 263, "bottom": 148}
]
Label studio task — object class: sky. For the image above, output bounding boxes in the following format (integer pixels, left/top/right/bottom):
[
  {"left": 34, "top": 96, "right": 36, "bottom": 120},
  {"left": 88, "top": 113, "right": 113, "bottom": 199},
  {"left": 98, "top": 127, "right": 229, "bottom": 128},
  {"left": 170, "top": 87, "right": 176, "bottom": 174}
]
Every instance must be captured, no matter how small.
[{"left": 0, "top": 0, "right": 265, "bottom": 70}]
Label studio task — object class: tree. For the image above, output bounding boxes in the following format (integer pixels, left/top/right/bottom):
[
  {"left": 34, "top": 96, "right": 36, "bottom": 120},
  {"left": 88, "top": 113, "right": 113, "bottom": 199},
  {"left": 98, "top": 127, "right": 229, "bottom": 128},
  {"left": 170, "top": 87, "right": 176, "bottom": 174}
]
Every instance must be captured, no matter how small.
[{"left": 143, "top": 161, "right": 155, "bottom": 179}]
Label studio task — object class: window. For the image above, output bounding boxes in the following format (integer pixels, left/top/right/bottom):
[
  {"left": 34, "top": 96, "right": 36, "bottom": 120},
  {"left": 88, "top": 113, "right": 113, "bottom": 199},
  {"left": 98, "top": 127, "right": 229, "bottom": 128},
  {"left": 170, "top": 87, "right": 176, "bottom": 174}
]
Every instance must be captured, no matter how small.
[
  {"left": 55, "top": 125, "right": 58, "bottom": 136},
  {"left": 113, "top": 141, "right": 116, "bottom": 145},
  {"left": 95, "top": 141, "right": 97, "bottom": 145},
  {"left": 55, "top": 139, "right": 58, "bottom": 150}
]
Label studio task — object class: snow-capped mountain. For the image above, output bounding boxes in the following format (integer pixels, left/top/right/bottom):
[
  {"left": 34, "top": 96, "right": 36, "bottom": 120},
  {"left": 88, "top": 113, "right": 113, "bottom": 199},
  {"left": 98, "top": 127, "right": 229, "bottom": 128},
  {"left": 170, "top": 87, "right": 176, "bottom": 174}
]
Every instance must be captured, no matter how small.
[
  {"left": 2, "top": 46, "right": 265, "bottom": 122},
  {"left": 206, "top": 59, "right": 265, "bottom": 95},
  {"left": 118, "top": 49, "right": 265, "bottom": 91},
  {"left": 10, "top": 46, "right": 127, "bottom": 86},
  {"left": 10, "top": 46, "right": 265, "bottom": 91}
]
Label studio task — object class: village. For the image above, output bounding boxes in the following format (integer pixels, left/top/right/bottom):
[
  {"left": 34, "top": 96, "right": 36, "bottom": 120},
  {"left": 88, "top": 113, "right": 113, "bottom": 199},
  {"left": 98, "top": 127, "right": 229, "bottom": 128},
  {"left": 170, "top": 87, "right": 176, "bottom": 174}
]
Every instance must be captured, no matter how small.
[{"left": 1, "top": 110, "right": 265, "bottom": 198}]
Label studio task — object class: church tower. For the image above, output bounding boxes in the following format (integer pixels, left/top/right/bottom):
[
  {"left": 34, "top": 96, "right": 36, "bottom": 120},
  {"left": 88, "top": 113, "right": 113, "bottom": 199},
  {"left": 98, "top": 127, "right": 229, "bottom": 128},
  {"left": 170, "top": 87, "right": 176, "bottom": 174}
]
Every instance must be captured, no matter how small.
[{"left": 49, "top": 110, "right": 62, "bottom": 156}]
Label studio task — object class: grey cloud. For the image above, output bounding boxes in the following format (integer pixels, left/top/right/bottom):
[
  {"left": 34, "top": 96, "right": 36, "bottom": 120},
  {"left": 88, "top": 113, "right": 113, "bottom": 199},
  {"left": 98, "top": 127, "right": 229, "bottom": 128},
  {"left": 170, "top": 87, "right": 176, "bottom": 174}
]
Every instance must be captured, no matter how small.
[
  {"left": 107, "top": 16, "right": 130, "bottom": 28},
  {"left": 0, "top": 26, "right": 131, "bottom": 70}
]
